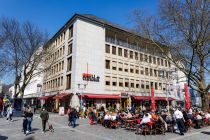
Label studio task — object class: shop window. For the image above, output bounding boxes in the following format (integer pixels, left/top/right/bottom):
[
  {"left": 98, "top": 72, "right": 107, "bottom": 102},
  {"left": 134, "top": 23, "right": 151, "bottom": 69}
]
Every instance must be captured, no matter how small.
[
  {"left": 112, "top": 46, "right": 116, "bottom": 55},
  {"left": 105, "top": 44, "right": 110, "bottom": 53}
]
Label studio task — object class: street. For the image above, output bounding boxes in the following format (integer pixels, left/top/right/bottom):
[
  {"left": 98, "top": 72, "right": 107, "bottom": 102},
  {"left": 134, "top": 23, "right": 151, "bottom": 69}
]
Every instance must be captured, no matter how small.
[{"left": 0, "top": 112, "right": 209, "bottom": 140}]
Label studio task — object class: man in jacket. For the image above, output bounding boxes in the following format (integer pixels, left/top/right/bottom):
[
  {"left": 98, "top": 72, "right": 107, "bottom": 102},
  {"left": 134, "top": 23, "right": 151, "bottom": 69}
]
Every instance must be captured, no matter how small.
[{"left": 40, "top": 108, "right": 49, "bottom": 133}]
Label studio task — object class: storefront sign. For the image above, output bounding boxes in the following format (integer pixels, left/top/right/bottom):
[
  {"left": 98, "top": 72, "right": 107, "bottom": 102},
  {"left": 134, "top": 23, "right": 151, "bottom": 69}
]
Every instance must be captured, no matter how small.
[{"left": 82, "top": 73, "right": 100, "bottom": 82}]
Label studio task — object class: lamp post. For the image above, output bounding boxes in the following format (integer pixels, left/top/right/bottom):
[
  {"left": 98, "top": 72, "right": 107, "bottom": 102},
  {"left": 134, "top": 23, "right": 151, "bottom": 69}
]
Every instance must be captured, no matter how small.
[
  {"left": 77, "top": 83, "right": 87, "bottom": 108},
  {"left": 159, "top": 68, "right": 178, "bottom": 112}
]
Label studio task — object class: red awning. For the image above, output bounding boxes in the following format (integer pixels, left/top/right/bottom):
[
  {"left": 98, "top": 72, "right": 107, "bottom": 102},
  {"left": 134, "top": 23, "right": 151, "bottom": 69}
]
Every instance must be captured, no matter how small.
[
  {"left": 132, "top": 96, "right": 151, "bottom": 100},
  {"left": 53, "top": 93, "right": 71, "bottom": 100},
  {"left": 155, "top": 97, "right": 175, "bottom": 101},
  {"left": 83, "top": 94, "right": 121, "bottom": 99},
  {"left": 38, "top": 95, "right": 54, "bottom": 100}
]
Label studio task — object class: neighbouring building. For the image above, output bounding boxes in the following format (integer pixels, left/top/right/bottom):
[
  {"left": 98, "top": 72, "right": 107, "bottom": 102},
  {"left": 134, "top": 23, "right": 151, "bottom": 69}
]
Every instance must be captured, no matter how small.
[{"left": 42, "top": 14, "right": 181, "bottom": 112}]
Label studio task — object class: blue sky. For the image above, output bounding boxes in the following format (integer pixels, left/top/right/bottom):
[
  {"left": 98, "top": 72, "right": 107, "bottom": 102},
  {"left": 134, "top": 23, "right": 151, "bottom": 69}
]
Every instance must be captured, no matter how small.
[{"left": 0, "top": 0, "right": 158, "bottom": 84}]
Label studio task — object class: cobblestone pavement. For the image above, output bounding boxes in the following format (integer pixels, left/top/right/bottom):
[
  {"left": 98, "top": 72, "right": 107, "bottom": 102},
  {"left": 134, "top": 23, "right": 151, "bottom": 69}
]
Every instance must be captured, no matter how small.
[{"left": 0, "top": 112, "right": 209, "bottom": 140}]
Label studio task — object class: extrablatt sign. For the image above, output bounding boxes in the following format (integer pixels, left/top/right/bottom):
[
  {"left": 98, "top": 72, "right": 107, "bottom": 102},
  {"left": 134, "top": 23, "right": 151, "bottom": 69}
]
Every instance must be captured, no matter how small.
[{"left": 82, "top": 73, "right": 100, "bottom": 82}]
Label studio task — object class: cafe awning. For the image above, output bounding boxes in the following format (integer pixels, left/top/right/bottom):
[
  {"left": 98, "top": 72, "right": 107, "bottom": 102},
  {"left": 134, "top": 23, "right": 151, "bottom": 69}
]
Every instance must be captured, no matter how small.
[
  {"left": 53, "top": 93, "right": 71, "bottom": 100},
  {"left": 132, "top": 96, "right": 151, "bottom": 100},
  {"left": 155, "top": 97, "right": 175, "bottom": 101},
  {"left": 83, "top": 94, "right": 121, "bottom": 99},
  {"left": 38, "top": 95, "right": 54, "bottom": 100}
]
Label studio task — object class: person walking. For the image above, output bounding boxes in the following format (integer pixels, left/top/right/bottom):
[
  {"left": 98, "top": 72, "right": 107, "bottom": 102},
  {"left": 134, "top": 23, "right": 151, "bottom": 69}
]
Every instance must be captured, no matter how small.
[
  {"left": 25, "top": 108, "right": 33, "bottom": 133},
  {"left": 70, "top": 108, "right": 77, "bottom": 128},
  {"left": 40, "top": 108, "right": 49, "bottom": 133},
  {"left": 6, "top": 104, "right": 13, "bottom": 121},
  {"left": 174, "top": 107, "right": 186, "bottom": 135}
]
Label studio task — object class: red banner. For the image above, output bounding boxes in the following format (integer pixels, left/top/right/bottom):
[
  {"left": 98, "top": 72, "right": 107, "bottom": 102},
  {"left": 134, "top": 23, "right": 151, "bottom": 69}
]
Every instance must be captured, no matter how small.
[
  {"left": 151, "top": 86, "right": 156, "bottom": 111},
  {"left": 184, "top": 83, "right": 191, "bottom": 111}
]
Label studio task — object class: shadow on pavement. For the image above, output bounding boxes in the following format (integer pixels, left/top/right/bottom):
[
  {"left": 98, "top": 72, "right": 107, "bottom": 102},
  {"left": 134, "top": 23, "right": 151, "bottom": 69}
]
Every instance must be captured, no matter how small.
[
  {"left": 0, "top": 135, "right": 8, "bottom": 140},
  {"left": 31, "top": 128, "right": 39, "bottom": 131},
  {"left": 23, "top": 136, "right": 35, "bottom": 140},
  {"left": 201, "top": 131, "right": 210, "bottom": 135}
]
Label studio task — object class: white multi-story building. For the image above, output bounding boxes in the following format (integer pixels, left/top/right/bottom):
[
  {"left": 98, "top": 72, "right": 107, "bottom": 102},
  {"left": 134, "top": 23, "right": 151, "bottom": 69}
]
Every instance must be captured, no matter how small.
[{"left": 42, "top": 14, "right": 181, "bottom": 111}]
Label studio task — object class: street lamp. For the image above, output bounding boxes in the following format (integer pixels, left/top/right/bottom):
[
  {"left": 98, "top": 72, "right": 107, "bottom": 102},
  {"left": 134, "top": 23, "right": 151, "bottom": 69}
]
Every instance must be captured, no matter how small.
[
  {"left": 159, "top": 68, "right": 178, "bottom": 112},
  {"left": 77, "top": 83, "right": 87, "bottom": 107}
]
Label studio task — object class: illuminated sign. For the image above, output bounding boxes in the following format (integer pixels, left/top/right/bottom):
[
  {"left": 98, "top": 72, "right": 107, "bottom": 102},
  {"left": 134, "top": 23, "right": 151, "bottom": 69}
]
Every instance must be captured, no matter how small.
[{"left": 82, "top": 73, "right": 100, "bottom": 82}]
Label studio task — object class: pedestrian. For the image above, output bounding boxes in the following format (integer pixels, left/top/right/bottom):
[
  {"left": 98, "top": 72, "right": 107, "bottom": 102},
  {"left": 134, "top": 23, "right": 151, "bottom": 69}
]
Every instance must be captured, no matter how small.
[
  {"left": 67, "top": 106, "right": 71, "bottom": 126},
  {"left": 40, "top": 107, "right": 49, "bottom": 133},
  {"left": 6, "top": 104, "right": 13, "bottom": 121},
  {"left": 70, "top": 108, "right": 77, "bottom": 128},
  {"left": 174, "top": 107, "right": 186, "bottom": 135},
  {"left": 25, "top": 108, "right": 33, "bottom": 133},
  {"left": 22, "top": 115, "right": 28, "bottom": 135}
]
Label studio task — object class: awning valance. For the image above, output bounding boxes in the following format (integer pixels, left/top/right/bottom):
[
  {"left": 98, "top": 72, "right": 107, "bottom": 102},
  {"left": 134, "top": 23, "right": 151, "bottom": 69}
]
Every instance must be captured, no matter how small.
[
  {"left": 83, "top": 94, "right": 121, "bottom": 99},
  {"left": 155, "top": 97, "right": 175, "bottom": 101},
  {"left": 132, "top": 96, "right": 151, "bottom": 100},
  {"left": 38, "top": 95, "right": 54, "bottom": 100},
  {"left": 53, "top": 93, "right": 72, "bottom": 100}
]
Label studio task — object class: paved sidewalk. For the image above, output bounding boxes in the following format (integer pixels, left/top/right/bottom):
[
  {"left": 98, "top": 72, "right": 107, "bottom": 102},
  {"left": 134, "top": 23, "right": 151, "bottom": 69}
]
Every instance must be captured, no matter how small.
[{"left": 0, "top": 112, "right": 209, "bottom": 140}]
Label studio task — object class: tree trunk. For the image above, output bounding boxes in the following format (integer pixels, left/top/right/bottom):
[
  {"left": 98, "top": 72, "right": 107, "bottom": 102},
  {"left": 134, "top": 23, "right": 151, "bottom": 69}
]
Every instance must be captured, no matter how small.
[{"left": 201, "top": 91, "right": 209, "bottom": 111}]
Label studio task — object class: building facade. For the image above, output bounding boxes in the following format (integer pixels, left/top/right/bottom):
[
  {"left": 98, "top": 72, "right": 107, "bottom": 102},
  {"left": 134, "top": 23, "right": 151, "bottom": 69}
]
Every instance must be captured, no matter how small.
[{"left": 42, "top": 14, "right": 181, "bottom": 111}]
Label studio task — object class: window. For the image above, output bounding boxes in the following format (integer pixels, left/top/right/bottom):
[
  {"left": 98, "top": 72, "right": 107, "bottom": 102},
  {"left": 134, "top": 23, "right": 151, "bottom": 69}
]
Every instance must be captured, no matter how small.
[
  {"left": 105, "top": 76, "right": 110, "bottom": 86},
  {"left": 105, "top": 44, "right": 110, "bottom": 53},
  {"left": 150, "top": 69, "right": 153, "bottom": 76},
  {"left": 112, "top": 46, "right": 116, "bottom": 55},
  {"left": 112, "top": 77, "right": 117, "bottom": 86},
  {"left": 124, "top": 64, "right": 128, "bottom": 72},
  {"left": 67, "top": 57, "right": 72, "bottom": 71},
  {"left": 105, "top": 60, "right": 110, "bottom": 69},
  {"left": 68, "top": 43, "right": 72, "bottom": 55},
  {"left": 146, "top": 81, "right": 149, "bottom": 89},
  {"left": 165, "top": 60, "right": 168, "bottom": 67},
  {"left": 140, "top": 67, "right": 144, "bottom": 75},
  {"left": 62, "top": 61, "right": 64, "bottom": 70},
  {"left": 112, "top": 61, "right": 117, "bottom": 70},
  {"left": 66, "top": 74, "right": 71, "bottom": 89},
  {"left": 153, "top": 57, "right": 156, "bottom": 64},
  {"left": 61, "top": 76, "right": 63, "bottom": 86},
  {"left": 119, "top": 78, "right": 123, "bottom": 87},
  {"left": 145, "top": 68, "right": 149, "bottom": 76},
  {"left": 69, "top": 26, "right": 73, "bottom": 39},
  {"left": 131, "top": 82, "right": 134, "bottom": 88},
  {"left": 125, "top": 80, "right": 129, "bottom": 87},
  {"left": 135, "top": 67, "right": 139, "bottom": 74},
  {"left": 118, "top": 62, "right": 123, "bottom": 71},
  {"left": 136, "top": 83, "right": 140, "bottom": 88},
  {"left": 58, "top": 78, "right": 60, "bottom": 87},
  {"left": 155, "top": 82, "right": 158, "bottom": 90},
  {"left": 157, "top": 58, "right": 160, "bottom": 65},
  {"left": 135, "top": 52, "right": 138, "bottom": 60},
  {"left": 159, "top": 83, "right": 162, "bottom": 90},
  {"left": 118, "top": 48, "right": 122, "bottom": 56},
  {"left": 144, "top": 54, "right": 148, "bottom": 62},
  {"left": 130, "top": 65, "right": 134, "bottom": 73},
  {"left": 141, "top": 81, "right": 145, "bottom": 89},
  {"left": 124, "top": 49, "right": 128, "bottom": 57},
  {"left": 129, "top": 51, "right": 133, "bottom": 59},
  {"left": 149, "top": 56, "right": 152, "bottom": 63},
  {"left": 161, "top": 59, "right": 164, "bottom": 66},
  {"left": 154, "top": 69, "right": 157, "bottom": 77},
  {"left": 169, "top": 62, "right": 171, "bottom": 67},
  {"left": 140, "top": 53, "right": 143, "bottom": 61}
]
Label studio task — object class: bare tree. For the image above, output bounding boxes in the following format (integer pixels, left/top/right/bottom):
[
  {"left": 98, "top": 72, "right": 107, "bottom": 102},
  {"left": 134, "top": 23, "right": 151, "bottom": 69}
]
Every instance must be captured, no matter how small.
[
  {"left": 131, "top": 0, "right": 210, "bottom": 110},
  {"left": 0, "top": 17, "right": 53, "bottom": 98}
]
